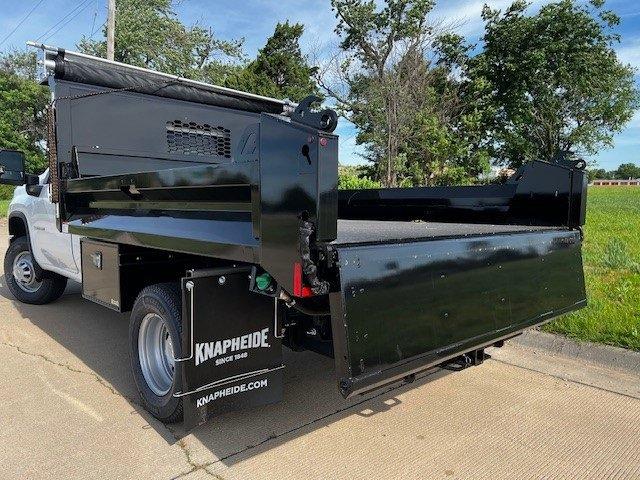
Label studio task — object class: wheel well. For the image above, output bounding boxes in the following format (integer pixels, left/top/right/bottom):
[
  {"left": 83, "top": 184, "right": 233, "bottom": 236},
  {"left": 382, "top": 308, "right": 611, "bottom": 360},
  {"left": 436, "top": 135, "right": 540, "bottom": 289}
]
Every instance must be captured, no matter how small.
[{"left": 8, "top": 215, "right": 27, "bottom": 242}]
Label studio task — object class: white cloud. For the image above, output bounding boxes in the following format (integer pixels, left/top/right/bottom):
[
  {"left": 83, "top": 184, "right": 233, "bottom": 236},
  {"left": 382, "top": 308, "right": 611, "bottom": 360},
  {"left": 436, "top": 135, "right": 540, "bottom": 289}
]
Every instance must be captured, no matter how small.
[
  {"left": 181, "top": 0, "right": 339, "bottom": 57},
  {"left": 433, "top": 0, "right": 548, "bottom": 37},
  {"left": 336, "top": 119, "right": 367, "bottom": 165},
  {"left": 617, "top": 40, "right": 640, "bottom": 69}
]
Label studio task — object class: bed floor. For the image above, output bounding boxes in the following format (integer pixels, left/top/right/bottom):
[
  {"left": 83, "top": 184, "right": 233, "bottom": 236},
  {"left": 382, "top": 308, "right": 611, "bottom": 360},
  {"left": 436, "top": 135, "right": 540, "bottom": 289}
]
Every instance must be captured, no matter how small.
[{"left": 332, "top": 219, "right": 565, "bottom": 245}]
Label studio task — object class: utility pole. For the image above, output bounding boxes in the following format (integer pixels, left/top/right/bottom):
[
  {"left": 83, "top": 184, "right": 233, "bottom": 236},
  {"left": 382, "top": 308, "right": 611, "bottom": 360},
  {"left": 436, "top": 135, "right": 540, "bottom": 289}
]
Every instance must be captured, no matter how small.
[{"left": 106, "top": 0, "right": 116, "bottom": 60}]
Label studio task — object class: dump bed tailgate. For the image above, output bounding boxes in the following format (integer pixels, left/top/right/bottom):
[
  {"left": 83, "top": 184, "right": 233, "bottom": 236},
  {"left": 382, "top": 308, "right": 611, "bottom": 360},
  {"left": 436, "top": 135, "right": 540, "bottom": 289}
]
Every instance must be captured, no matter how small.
[{"left": 329, "top": 222, "right": 586, "bottom": 397}]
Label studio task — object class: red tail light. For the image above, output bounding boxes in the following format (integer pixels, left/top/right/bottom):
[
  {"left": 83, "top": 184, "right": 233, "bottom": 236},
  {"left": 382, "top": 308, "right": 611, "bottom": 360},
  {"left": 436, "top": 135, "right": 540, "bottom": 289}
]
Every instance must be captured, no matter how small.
[{"left": 293, "top": 262, "right": 313, "bottom": 297}]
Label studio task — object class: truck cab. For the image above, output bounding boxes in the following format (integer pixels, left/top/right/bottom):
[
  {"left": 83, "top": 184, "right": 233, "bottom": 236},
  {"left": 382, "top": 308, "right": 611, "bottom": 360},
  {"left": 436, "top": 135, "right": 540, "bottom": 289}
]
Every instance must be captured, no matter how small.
[
  {"left": 2, "top": 160, "right": 80, "bottom": 305},
  {"left": 8, "top": 168, "right": 81, "bottom": 282}
]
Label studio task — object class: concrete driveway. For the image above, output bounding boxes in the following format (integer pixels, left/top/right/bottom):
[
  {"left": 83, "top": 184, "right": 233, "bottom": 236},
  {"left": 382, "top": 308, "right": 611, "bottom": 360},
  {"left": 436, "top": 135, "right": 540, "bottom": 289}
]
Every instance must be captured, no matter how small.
[{"left": 0, "top": 224, "right": 639, "bottom": 480}]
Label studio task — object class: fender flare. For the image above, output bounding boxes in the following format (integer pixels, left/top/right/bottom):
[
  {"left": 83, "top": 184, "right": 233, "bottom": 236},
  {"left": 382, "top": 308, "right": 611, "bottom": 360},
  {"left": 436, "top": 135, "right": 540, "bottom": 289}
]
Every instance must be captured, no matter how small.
[
  {"left": 7, "top": 211, "right": 45, "bottom": 280},
  {"left": 7, "top": 211, "right": 30, "bottom": 244}
]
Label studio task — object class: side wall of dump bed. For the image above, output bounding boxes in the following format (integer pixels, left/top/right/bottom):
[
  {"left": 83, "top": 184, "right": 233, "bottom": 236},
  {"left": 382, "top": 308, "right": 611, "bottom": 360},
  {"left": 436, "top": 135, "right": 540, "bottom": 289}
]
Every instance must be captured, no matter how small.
[
  {"left": 338, "top": 159, "right": 588, "bottom": 228},
  {"left": 52, "top": 79, "right": 263, "bottom": 177}
]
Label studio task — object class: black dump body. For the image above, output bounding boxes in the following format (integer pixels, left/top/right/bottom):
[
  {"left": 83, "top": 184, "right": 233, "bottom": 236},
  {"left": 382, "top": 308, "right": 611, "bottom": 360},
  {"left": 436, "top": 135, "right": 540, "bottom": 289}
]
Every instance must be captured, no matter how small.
[{"left": 42, "top": 48, "right": 587, "bottom": 407}]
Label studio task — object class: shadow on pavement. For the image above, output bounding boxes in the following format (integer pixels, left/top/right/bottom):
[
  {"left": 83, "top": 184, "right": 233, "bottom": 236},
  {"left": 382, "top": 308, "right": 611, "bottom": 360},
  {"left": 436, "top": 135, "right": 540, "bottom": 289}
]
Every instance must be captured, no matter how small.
[{"left": 0, "top": 280, "right": 448, "bottom": 466}]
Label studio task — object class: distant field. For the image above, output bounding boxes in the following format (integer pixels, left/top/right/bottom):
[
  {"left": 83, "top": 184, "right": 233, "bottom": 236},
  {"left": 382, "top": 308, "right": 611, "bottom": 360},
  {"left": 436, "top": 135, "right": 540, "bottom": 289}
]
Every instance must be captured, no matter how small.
[
  {"left": 0, "top": 200, "right": 9, "bottom": 218},
  {"left": 544, "top": 186, "right": 640, "bottom": 350}
]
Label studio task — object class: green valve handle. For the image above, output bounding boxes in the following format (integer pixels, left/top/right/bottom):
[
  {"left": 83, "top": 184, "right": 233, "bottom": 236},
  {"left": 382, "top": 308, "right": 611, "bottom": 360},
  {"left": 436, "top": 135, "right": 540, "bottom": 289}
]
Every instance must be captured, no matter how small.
[{"left": 255, "top": 273, "right": 272, "bottom": 291}]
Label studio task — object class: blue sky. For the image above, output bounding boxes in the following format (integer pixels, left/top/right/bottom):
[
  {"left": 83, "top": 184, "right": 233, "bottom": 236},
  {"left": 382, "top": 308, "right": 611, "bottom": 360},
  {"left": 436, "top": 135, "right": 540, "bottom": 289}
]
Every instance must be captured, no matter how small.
[{"left": 1, "top": 0, "right": 638, "bottom": 170}]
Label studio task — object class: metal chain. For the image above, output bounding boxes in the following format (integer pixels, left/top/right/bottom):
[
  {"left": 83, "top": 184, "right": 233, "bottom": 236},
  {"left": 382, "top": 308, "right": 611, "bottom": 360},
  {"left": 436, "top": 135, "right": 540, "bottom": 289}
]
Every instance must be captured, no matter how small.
[
  {"left": 50, "top": 78, "right": 180, "bottom": 105},
  {"left": 45, "top": 77, "right": 181, "bottom": 203},
  {"left": 46, "top": 105, "right": 59, "bottom": 203}
]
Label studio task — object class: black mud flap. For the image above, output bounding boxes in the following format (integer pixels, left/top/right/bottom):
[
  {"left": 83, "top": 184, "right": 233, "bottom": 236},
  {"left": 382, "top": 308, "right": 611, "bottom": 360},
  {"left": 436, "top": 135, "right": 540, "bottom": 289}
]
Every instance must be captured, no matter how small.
[
  {"left": 176, "top": 268, "right": 284, "bottom": 430},
  {"left": 330, "top": 229, "right": 586, "bottom": 398}
]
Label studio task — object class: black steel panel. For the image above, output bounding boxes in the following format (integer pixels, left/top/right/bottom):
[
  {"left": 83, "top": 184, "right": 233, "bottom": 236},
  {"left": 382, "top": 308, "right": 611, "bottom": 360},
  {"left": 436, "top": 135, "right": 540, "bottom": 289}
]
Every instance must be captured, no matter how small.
[
  {"left": 571, "top": 169, "right": 588, "bottom": 227},
  {"left": 63, "top": 162, "right": 255, "bottom": 219},
  {"left": 317, "top": 134, "right": 339, "bottom": 241},
  {"left": 80, "top": 239, "right": 122, "bottom": 311},
  {"left": 338, "top": 183, "right": 514, "bottom": 222},
  {"left": 73, "top": 151, "right": 194, "bottom": 176},
  {"left": 63, "top": 162, "right": 261, "bottom": 263},
  {"left": 64, "top": 162, "right": 255, "bottom": 194},
  {"left": 339, "top": 160, "right": 587, "bottom": 228},
  {"left": 178, "top": 269, "right": 283, "bottom": 430},
  {"left": 259, "top": 114, "right": 338, "bottom": 294},
  {"left": 333, "top": 219, "right": 563, "bottom": 245},
  {"left": 69, "top": 214, "right": 259, "bottom": 263},
  {"left": 52, "top": 80, "right": 261, "bottom": 177},
  {"left": 330, "top": 229, "right": 586, "bottom": 397}
]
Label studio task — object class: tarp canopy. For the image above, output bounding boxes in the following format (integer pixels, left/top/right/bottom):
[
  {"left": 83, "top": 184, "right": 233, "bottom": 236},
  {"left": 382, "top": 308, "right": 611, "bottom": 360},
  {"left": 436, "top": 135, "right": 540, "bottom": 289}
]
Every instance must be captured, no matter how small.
[{"left": 51, "top": 52, "right": 285, "bottom": 115}]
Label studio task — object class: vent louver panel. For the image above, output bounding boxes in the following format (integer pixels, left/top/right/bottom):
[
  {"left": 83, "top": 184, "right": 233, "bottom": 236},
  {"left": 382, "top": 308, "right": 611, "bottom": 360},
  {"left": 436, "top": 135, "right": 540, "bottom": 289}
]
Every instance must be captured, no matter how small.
[{"left": 166, "top": 120, "right": 231, "bottom": 158}]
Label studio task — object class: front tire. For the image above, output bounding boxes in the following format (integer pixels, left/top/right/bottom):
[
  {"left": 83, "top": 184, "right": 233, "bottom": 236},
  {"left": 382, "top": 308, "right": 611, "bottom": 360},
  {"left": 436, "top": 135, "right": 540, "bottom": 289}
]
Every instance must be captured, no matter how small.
[
  {"left": 4, "top": 236, "right": 67, "bottom": 305},
  {"left": 129, "top": 283, "right": 183, "bottom": 423}
]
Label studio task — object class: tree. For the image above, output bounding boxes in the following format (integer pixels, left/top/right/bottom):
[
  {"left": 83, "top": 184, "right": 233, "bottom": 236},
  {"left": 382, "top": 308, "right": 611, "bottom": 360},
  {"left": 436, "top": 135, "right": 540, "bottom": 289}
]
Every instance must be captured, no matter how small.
[
  {"left": 338, "top": 165, "right": 381, "bottom": 189},
  {"left": 78, "top": 0, "right": 245, "bottom": 83},
  {"left": 0, "top": 51, "right": 40, "bottom": 80},
  {"left": 0, "top": 51, "right": 49, "bottom": 174},
  {"left": 587, "top": 168, "right": 610, "bottom": 181},
  {"left": 469, "top": 0, "right": 639, "bottom": 168},
  {"left": 324, "top": 0, "right": 490, "bottom": 187},
  {"left": 79, "top": 3, "right": 317, "bottom": 100},
  {"left": 226, "top": 22, "right": 318, "bottom": 102},
  {"left": 327, "top": 0, "right": 434, "bottom": 187},
  {"left": 614, "top": 163, "right": 640, "bottom": 179}
]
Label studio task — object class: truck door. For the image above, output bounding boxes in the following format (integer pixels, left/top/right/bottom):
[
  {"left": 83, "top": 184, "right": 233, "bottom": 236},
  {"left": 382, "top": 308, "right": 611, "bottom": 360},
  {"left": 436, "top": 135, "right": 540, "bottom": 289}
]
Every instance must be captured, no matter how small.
[
  {"left": 176, "top": 268, "right": 284, "bottom": 430},
  {"left": 31, "top": 177, "right": 78, "bottom": 274}
]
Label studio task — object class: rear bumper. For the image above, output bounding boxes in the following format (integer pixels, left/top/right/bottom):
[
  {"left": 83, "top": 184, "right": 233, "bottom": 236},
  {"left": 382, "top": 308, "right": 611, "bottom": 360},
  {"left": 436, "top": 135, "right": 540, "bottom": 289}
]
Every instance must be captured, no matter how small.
[{"left": 329, "top": 228, "right": 586, "bottom": 397}]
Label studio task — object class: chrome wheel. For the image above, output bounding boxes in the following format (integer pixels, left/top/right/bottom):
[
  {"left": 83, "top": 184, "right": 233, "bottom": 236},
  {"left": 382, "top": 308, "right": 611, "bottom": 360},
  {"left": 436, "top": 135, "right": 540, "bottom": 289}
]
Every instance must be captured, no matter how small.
[
  {"left": 12, "top": 251, "right": 42, "bottom": 293},
  {"left": 138, "top": 313, "right": 175, "bottom": 396}
]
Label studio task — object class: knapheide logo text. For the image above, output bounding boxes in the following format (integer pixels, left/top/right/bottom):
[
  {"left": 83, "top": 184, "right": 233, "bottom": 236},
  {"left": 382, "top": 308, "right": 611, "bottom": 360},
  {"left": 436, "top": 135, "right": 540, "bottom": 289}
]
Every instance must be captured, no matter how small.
[
  {"left": 196, "top": 379, "right": 268, "bottom": 408},
  {"left": 195, "top": 328, "right": 270, "bottom": 366}
]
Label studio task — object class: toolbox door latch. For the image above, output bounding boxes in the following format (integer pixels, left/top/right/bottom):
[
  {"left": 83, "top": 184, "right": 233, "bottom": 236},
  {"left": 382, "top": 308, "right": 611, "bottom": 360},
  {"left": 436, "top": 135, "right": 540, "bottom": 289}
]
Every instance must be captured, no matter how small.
[{"left": 90, "top": 251, "right": 103, "bottom": 270}]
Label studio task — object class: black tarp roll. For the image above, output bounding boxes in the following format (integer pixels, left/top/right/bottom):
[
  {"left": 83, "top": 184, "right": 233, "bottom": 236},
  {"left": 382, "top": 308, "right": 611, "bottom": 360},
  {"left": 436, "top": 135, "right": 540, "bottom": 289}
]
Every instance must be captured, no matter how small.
[{"left": 53, "top": 55, "right": 284, "bottom": 114}]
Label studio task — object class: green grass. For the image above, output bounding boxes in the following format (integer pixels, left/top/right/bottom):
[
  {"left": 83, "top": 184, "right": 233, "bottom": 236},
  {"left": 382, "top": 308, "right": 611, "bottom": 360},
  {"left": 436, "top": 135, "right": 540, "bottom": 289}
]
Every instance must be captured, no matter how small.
[
  {"left": 543, "top": 186, "right": 640, "bottom": 350},
  {"left": 0, "top": 200, "right": 9, "bottom": 218}
]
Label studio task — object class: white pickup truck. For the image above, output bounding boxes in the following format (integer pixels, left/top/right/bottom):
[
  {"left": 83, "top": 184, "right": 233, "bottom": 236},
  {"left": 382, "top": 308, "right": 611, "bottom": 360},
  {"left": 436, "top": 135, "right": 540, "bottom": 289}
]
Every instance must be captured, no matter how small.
[{"left": 4, "top": 169, "right": 82, "bottom": 304}]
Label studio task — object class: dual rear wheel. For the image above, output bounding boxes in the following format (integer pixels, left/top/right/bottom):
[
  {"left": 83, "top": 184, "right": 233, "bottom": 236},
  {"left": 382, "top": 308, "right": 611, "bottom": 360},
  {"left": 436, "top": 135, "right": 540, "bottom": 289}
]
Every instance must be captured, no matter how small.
[{"left": 129, "top": 283, "right": 184, "bottom": 423}]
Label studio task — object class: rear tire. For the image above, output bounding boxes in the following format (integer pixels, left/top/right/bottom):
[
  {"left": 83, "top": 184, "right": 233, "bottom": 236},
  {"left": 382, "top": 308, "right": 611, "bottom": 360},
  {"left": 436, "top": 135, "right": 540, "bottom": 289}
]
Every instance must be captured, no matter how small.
[
  {"left": 4, "top": 236, "right": 68, "bottom": 305},
  {"left": 129, "top": 283, "right": 183, "bottom": 423}
]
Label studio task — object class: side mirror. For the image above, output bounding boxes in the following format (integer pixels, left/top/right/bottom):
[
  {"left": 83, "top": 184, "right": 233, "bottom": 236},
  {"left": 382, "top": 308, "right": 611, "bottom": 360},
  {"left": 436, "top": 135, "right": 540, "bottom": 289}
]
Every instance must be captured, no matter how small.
[
  {"left": 25, "top": 174, "right": 43, "bottom": 197},
  {"left": 0, "top": 150, "right": 26, "bottom": 186}
]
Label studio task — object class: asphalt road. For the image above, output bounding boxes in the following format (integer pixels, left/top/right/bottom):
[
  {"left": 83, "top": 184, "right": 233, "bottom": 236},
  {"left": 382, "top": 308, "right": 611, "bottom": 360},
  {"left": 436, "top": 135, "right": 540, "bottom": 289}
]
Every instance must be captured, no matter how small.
[{"left": 0, "top": 225, "right": 639, "bottom": 480}]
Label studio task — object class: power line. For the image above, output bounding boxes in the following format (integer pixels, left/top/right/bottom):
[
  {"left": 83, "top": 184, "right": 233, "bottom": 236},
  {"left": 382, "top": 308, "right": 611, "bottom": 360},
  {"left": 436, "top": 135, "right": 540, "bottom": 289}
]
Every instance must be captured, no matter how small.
[
  {"left": 36, "top": 0, "right": 93, "bottom": 42},
  {"left": 37, "top": 0, "right": 93, "bottom": 41},
  {"left": 88, "top": 0, "right": 98, "bottom": 38},
  {"left": 0, "top": 0, "right": 47, "bottom": 49},
  {"left": 42, "top": 0, "right": 94, "bottom": 43},
  {"left": 89, "top": 20, "right": 107, "bottom": 40}
]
